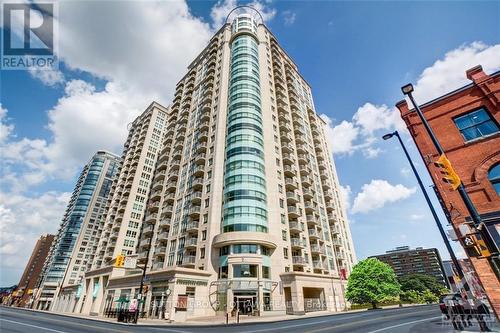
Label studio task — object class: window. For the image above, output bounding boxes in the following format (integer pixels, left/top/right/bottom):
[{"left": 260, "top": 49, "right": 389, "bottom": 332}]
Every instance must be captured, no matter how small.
[
  {"left": 489, "top": 164, "right": 500, "bottom": 196},
  {"left": 454, "top": 108, "right": 499, "bottom": 141},
  {"left": 233, "top": 264, "right": 258, "bottom": 278}
]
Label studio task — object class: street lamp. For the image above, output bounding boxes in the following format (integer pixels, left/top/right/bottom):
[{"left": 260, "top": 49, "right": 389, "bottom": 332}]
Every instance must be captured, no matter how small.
[{"left": 382, "top": 130, "right": 468, "bottom": 289}]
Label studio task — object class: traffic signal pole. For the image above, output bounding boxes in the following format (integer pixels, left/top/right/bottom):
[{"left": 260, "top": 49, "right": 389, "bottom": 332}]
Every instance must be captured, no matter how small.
[{"left": 391, "top": 131, "right": 468, "bottom": 290}]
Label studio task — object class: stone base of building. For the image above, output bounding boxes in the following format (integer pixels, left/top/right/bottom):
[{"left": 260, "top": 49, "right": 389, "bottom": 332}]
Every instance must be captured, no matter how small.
[{"left": 51, "top": 266, "right": 348, "bottom": 322}]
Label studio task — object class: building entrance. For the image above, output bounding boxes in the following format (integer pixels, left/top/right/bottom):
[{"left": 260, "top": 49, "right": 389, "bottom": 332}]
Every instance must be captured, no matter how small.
[{"left": 233, "top": 295, "right": 257, "bottom": 315}]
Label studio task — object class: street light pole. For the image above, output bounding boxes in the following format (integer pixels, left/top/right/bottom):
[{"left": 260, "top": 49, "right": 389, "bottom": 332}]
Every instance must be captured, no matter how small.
[{"left": 382, "top": 131, "right": 468, "bottom": 289}]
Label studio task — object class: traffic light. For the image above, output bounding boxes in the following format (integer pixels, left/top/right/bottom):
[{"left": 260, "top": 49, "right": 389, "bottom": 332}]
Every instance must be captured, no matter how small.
[
  {"left": 115, "top": 254, "right": 125, "bottom": 267},
  {"left": 433, "top": 154, "right": 461, "bottom": 190}
]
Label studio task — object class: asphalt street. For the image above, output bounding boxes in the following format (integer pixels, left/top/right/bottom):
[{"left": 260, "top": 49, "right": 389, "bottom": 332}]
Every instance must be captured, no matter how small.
[{"left": 0, "top": 305, "right": 451, "bottom": 333}]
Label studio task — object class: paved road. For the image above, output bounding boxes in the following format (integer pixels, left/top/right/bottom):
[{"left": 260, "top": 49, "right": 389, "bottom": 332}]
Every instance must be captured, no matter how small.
[{"left": 0, "top": 305, "right": 448, "bottom": 333}]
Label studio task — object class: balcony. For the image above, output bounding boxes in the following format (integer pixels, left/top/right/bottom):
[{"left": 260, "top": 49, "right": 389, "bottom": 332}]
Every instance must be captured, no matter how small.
[
  {"left": 186, "top": 221, "right": 199, "bottom": 232},
  {"left": 282, "top": 153, "right": 296, "bottom": 165},
  {"left": 194, "top": 153, "right": 206, "bottom": 164},
  {"left": 304, "top": 201, "right": 315, "bottom": 213},
  {"left": 286, "top": 191, "right": 300, "bottom": 203},
  {"left": 331, "top": 238, "right": 343, "bottom": 247},
  {"left": 308, "top": 229, "right": 320, "bottom": 239},
  {"left": 149, "top": 201, "right": 161, "bottom": 212},
  {"left": 152, "top": 262, "right": 164, "bottom": 270},
  {"left": 330, "top": 225, "right": 340, "bottom": 235},
  {"left": 145, "top": 213, "right": 158, "bottom": 224},
  {"left": 283, "top": 165, "right": 297, "bottom": 176},
  {"left": 159, "top": 218, "right": 171, "bottom": 229},
  {"left": 336, "top": 252, "right": 347, "bottom": 260},
  {"left": 150, "top": 189, "right": 162, "bottom": 200},
  {"left": 301, "top": 176, "right": 313, "bottom": 186},
  {"left": 285, "top": 178, "right": 299, "bottom": 190},
  {"left": 154, "top": 246, "right": 167, "bottom": 257},
  {"left": 281, "top": 142, "right": 295, "bottom": 153},
  {"left": 288, "top": 221, "right": 302, "bottom": 232},
  {"left": 302, "top": 188, "right": 314, "bottom": 199},
  {"left": 157, "top": 232, "right": 169, "bottom": 242},
  {"left": 287, "top": 205, "right": 301, "bottom": 218},
  {"left": 185, "top": 238, "right": 198, "bottom": 248},
  {"left": 139, "top": 238, "right": 151, "bottom": 248},
  {"left": 190, "top": 191, "right": 203, "bottom": 204},
  {"left": 306, "top": 214, "right": 319, "bottom": 226},
  {"left": 181, "top": 255, "right": 196, "bottom": 266},
  {"left": 188, "top": 206, "right": 201, "bottom": 217},
  {"left": 165, "top": 181, "right": 177, "bottom": 191},
  {"left": 292, "top": 256, "right": 307, "bottom": 266},
  {"left": 152, "top": 180, "right": 164, "bottom": 190},
  {"left": 193, "top": 165, "right": 205, "bottom": 176},
  {"left": 192, "top": 177, "right": 204, "bottom": 189},
  {"left": 310, "top": 244, "right": 324, "bottom": 255},
  {"left": 161, "top": 205, "right": 174, "bottom": 216},
  {"left": 290, "top": 238, "right": 305, "bottom": 249},
  {"left": 142, "top": 224, "right": 155, "bottom": 235},
  {"left": 312, "top": 260, "right": 325, "bottom": 270}
]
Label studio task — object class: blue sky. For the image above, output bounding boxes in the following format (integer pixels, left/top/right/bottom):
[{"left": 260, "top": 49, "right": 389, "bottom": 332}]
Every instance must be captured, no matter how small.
[{"left": 1, "top": 0, "right": 499, "bottom": 286}]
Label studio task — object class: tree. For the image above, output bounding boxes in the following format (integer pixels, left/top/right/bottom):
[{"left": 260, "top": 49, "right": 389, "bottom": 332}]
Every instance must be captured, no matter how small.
[
  {"left": 346, "top": 258, "right": 401, "bottom": 309},
  {"left": 398, "top": 274, "right": 447, "bottom": 296}
]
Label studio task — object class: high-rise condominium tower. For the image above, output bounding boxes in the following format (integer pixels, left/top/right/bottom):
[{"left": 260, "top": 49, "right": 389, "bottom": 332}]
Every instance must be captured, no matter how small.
[
  {"left": 34, "top": 151, "right": 120, "bottom": 310},
  {"left": 62, "top": 7, "right": 356, "bottom": 320},
  {"left": 91, "top": 102, "right": 169, "bottom": 269}
]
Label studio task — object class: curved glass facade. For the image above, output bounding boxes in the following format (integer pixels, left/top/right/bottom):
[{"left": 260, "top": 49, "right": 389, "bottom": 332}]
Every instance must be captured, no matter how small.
[{"left": 222, "top": 32, "right": 268, "bottom": 234}]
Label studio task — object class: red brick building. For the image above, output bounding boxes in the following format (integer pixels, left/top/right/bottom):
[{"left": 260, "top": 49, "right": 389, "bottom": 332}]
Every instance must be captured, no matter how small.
[
  {"left": 12, "top": 234, "right": 54, "bottom": 307},
  {"left": 396, "top": 65, "right": 500, "bottom": 317}
]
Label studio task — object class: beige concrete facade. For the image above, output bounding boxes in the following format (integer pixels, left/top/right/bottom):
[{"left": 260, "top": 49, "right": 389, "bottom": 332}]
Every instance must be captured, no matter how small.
[{"left": 53, "top": 9, "right": 355, "bottom": 321}]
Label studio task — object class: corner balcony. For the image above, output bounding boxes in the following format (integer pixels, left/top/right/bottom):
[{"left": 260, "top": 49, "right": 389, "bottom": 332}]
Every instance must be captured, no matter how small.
[
  {"left": 181, "top": 255, "right": 196, "bottom": 267},
  {"left": 186, "top": 220, "right": 199, "bottom": 232}
]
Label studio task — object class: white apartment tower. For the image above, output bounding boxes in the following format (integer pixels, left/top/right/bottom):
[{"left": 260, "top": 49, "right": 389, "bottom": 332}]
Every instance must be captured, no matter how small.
[{"left": 65, "top": 7, "right": 356, "bottom": 320}]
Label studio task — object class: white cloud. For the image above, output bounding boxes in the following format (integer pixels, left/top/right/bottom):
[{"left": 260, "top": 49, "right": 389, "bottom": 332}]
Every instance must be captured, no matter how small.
[
  {"left": 210, "top": 0, "right": 276, "bottom": 29},
  {"left": 410, "top": 214, "right": 425, "bottom": 220},
  {"left": 363, "top": 147, "right": 383, "bottom": 159},
  {"left": 412, "top": 42, "right": 500, "bottom": 104},
  {"left": 211, "top": 0, "right": 238, "bottom": 28},
  {"left": 0, "top": 191, "right": 70, "bottom": 283},
  {"left": 282, "top": 10, "right": 296, "bottom": 26},
  {"left": 0, "top": 105, "right": 14, "bottom": 144},
  {"left": 353, "top": 103, "right": 406, "bottom": 135},
  {"left": 339, "top": 184, "right": 352, "bottom": 211},
  {"left": 28, "top": 68, "right": 65, "bottom": 86},
  {"left": 352, "top": 179, "right": 416, "bottom": 214},
  {"left": 321, "top": 103, "right": 402, "bottom": 158}
]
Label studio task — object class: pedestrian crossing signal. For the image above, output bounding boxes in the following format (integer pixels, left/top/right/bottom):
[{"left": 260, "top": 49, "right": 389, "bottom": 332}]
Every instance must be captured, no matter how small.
[
  {"left": 115, "top": 255, "right": 125, "bottom": 267},
  {"left": 434, "top": 154, "right": 461, "bottom": 190}
]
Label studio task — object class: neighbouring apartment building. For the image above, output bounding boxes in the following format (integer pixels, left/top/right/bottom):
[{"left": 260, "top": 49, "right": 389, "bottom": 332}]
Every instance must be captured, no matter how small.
[
  {"left": 52, "top": 7, "right": 356, "bottom": 321},
  {"left": 396, "top": 65, "right": 500, "bottom": 317},
  {"left": 11, "top": 234, "right": 55, "bottom": 308},
  {"left": 52, "top": 102, "right": 169, "bottom": 314},
  {"left": 371, "top": 246, "right": 447, "bottom": 286},
  {"left": 34, "top": 151, "right": 120, "bottom": 310}
]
